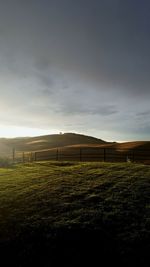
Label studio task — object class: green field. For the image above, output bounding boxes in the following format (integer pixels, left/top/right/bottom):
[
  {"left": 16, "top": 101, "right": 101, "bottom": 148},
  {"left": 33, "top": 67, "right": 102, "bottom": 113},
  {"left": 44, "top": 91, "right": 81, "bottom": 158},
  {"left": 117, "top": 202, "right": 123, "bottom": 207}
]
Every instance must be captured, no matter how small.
[{"left": 0, "top": 161, "right": 150, "bottom": 266}]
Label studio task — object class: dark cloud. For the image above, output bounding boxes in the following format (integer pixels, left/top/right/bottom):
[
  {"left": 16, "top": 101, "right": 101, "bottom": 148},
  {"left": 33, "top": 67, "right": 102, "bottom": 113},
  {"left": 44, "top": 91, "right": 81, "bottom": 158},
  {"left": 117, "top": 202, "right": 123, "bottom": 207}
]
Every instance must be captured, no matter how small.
[
  {"left": 1, "top": 0, "right": 150, "bottom": 97},
  {"left": 136, "top": 110, "right": 150, "bottom": 117},
  {"left": 0, "top": 0, "right": 150, "bottom": 140},
  {"left": 25, "top": 0, "right": 150, "bottom": 97},
  {"left": 57, "top": 104, "right": 118, "bottom": 116}
]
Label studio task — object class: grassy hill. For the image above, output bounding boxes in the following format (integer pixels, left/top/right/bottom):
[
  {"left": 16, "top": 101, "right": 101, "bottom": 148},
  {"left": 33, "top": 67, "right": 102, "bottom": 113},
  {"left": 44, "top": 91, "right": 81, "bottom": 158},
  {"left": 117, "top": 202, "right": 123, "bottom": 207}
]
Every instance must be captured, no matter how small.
[
  {"left": 0, "top": 133, "right": 106, "bottom": 156},
  {"left": 0, "top": 161, "right": 149, "bottom": 266},
  {"left": 60, "top": 141, "right": 150, "bottom": 151},
  {"left": 24, "top": 141, "right": 150, "bottom": 163},
  {"left": 1, "top": 132, "right": 150, "bottom": 163}
]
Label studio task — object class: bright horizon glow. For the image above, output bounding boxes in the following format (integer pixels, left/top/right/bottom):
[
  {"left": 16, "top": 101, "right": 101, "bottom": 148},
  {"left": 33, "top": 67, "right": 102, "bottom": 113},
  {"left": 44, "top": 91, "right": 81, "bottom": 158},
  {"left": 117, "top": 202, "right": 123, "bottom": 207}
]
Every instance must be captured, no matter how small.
[
  {"left": 0, "top": 125, "right": 135, "bottom": 143},
  {"left": 0, "top": 125, "right": 56, "bottom": 138},
  {"left": 0, "top": 125, "right": 129, "bottom": 143}
]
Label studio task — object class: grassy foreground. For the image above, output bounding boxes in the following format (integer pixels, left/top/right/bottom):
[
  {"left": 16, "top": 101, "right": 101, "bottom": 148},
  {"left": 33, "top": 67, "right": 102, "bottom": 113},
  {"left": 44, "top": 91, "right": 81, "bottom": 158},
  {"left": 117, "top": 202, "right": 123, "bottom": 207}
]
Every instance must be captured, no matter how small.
[{"left": 0, "top": 161, "right": 150, "bottom": 266}]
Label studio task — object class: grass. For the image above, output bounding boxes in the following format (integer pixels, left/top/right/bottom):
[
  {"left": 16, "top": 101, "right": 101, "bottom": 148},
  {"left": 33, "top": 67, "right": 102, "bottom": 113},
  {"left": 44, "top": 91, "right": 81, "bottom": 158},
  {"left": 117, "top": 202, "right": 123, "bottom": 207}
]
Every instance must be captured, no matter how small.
[
  {"left": 0, "top": 157, "right": 13, "bottom": 167},
  {"left": 0, "top": 161, "right": 150, "bottom": 266}
]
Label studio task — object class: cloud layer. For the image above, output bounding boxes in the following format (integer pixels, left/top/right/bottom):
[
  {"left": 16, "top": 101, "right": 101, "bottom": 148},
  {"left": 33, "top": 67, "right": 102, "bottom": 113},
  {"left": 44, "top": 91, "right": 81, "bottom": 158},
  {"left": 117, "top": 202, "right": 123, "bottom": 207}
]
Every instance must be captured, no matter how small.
[{"left": 0, "top": 0, "right": 150, "bottom": 140}]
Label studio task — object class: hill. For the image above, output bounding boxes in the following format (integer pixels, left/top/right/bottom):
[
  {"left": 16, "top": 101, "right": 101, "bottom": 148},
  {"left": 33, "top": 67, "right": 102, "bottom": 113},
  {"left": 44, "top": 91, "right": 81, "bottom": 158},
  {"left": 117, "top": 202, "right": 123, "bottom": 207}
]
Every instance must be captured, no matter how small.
[
  {"left": 0, "top": 161, "right": 149, "bottom": 266},
  {"left": 1, "top": 132, "right": 150, "bottom": 163},
  {"left": 29, "top": 141, "right": 150, "bottom": 164},
  {"left": 0, "top": 133, "right": 106, "bottom": 156}
]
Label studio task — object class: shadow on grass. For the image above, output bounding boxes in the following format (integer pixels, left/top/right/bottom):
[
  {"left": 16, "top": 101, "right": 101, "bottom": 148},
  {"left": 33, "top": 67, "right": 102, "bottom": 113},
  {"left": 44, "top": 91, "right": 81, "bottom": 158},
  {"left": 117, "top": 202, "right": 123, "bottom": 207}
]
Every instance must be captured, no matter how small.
[
  {"left": 1, "top": 226, "right": 149, "bottom": 267},
  {"left": 1, "top": 227, "right": 121, "bottom": 267}
]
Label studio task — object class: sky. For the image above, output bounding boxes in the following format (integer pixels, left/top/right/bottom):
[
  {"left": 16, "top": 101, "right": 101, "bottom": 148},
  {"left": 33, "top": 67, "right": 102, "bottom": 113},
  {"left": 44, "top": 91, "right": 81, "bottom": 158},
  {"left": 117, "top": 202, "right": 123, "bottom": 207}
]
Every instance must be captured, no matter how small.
[{"left": 0, "top": 0, "right": 150, "bottom": 141}]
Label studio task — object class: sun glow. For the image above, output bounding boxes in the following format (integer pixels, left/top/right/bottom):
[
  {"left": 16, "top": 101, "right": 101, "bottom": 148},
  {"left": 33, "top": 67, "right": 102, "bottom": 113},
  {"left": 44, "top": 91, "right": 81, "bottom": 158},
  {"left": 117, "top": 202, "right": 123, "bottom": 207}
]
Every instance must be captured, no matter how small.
[{"left": 0, "top": 125, "right": 52, "bottom": 138}]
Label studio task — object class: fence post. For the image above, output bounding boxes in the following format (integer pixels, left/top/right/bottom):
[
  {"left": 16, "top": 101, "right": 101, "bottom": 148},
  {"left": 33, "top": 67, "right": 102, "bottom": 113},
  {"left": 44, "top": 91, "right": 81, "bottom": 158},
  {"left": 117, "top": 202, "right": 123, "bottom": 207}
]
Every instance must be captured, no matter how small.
[
  {"left": 104, "top": 148, "right": 106, "bottom": 162},
  {"left": 35, "top": 152, "right": 37, "bottom": 161},
  {"left": 12, "top": 148, "right": 15, "bottom": 163}
]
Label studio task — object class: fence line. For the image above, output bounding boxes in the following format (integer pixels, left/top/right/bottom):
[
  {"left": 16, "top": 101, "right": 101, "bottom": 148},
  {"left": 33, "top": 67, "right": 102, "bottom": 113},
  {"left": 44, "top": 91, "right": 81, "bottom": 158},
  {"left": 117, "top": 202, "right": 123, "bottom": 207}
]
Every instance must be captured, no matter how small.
[{"left": 12, "top": 147, "right": 150, "bottom": 164}]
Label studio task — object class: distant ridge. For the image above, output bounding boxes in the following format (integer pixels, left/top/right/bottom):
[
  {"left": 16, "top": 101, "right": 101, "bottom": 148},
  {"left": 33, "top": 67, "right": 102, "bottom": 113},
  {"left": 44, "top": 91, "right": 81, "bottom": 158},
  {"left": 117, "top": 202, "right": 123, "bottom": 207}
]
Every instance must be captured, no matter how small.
[
  {"left": 0, "top": 132, "right": 150, "bottom": 158},
  {"left": 0, "top": 133, "right": 107, "bottom": 155}
]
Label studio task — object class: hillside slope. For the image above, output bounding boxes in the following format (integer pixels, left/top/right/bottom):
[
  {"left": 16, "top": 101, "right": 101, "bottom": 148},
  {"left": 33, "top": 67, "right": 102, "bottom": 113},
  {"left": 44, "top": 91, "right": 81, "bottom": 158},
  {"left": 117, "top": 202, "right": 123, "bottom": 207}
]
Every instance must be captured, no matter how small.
[
  {"left": 0, "top": 133, "right": 106, "bottom": 156},
  {"left": 0, "top": 132, "right": 150, "bottom": 160},
  {"left": 0, "top": 162, "right": 149, "bottom": 266}
]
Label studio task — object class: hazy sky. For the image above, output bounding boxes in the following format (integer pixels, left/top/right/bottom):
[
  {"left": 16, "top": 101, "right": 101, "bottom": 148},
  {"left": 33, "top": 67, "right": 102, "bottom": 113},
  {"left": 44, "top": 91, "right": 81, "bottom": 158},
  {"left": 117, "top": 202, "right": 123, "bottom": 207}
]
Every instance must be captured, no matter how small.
[{"left": 0, "top": 0, "right": 150, "bottom": 141}]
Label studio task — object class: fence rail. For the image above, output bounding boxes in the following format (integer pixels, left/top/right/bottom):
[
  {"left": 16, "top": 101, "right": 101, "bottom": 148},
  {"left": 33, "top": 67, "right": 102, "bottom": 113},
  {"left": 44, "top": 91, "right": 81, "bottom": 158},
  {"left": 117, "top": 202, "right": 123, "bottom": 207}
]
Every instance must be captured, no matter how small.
[{"left": 12, "top": 147, "right": 150, "bottom": 164}]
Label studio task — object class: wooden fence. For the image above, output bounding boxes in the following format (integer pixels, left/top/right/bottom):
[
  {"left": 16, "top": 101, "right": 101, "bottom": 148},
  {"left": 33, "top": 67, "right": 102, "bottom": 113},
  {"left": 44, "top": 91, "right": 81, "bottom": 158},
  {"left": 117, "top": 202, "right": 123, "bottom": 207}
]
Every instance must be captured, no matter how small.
[{"left": 12, "top": 147, "right": 150, "bottom": 164}]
